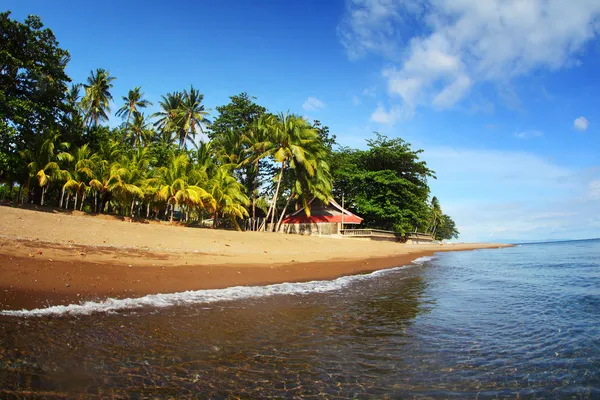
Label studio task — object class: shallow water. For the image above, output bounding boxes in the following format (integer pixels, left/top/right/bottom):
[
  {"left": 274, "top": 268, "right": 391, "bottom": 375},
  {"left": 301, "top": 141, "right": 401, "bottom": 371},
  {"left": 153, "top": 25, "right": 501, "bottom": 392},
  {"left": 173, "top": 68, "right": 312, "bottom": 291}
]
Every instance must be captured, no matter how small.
[{"left": 1, "top": 241, "right": 599, "bottom": 398}]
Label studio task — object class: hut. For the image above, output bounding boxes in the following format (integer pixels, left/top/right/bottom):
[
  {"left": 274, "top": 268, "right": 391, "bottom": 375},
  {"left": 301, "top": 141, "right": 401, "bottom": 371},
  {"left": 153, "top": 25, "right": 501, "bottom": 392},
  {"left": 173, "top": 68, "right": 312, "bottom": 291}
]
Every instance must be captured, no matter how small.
[{"left": 279, "top": 198, "right": 362, "bottom": 235}]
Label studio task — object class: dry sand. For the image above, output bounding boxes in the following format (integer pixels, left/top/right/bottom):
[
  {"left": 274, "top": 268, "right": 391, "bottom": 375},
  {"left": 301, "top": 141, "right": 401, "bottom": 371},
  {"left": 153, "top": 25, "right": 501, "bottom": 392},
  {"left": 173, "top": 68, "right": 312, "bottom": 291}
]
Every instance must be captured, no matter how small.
[{"left": 0, "top": 205, "right": 511, "bottom": 310}]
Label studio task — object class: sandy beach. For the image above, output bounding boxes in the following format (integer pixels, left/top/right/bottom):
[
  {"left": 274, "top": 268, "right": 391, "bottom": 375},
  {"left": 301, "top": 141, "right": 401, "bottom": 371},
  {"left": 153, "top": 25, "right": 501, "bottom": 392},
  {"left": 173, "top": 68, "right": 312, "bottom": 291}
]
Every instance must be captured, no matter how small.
[{"left": 0, "top": 205, "right": 510, "bottom": 310}]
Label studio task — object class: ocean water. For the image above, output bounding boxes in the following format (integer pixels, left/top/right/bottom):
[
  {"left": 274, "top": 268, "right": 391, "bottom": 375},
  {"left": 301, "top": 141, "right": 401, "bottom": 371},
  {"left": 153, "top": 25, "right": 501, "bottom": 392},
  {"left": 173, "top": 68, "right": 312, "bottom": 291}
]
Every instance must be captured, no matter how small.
[{"left": 0, "top": 240, "right": 599, "bottom": 398}]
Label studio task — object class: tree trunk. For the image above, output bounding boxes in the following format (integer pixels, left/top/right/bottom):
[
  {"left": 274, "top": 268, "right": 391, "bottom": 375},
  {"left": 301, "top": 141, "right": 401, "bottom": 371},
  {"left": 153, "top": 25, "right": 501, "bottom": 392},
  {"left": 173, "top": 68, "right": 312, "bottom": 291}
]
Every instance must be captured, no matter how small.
[
  {"left": 94, "top": 193, "right": 98, "bottom": 213},
  {"left": 130, "top": 198, "right": 135, "bottom": 217},
  {"left": 65, "top": 194, "right": 70, "bottom": 209},
  {"left": 41, "top": 186, "right": 46, "bottom": 206},
  {"left": 170, "top": 203, "right": 174, "bottom": 222},
  {"left": 146, "top": 203, "right": 150, "bottom": 218},
  {"left": 60, "top": 187, "right": 65, "bottom": 208},
  {"left": 252, "top": 159, "right": 259, "bottom": 230},
  {"left": 18, "top": 184, "right": 23, "bottom": 204},
  {"left": 213, "top": 211, "right": 218, "bottom": 229},
  {"left": 267, "top": 161, "right": 285, "bottom": 232},
  {"left": 73, "top": 192, "right": 78, "bottom": 210},
  {"left": 275, "top": 193, "right": 294, "bottom": 233}
]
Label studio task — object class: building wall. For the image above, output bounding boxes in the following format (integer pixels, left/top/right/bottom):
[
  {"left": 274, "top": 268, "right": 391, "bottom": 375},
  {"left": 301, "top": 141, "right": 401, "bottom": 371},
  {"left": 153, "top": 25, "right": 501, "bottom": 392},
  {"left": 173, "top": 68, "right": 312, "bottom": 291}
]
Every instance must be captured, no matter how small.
[
  {"left": 280, "top": 222, "right": 340, "bottom": 235},
  {"left": 406, "top": 237, "right": 434, "bottom": 244}
]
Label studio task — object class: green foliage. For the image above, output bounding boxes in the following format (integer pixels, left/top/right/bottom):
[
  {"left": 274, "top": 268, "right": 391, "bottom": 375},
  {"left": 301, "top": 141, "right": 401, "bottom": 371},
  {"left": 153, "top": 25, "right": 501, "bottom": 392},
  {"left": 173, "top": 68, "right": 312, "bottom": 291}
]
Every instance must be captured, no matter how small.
[
  {"left": 434, "top": 214, "right": 459, "bottom": 241},
  {"left": 331, "top": 134, "right": 435, "bottom": 234},
  {"left": 81, "top": 68, "right": 115, "bottom": 127},
  {"left": 0, "top": 12, "right": 459, "bottom": 236},
  {"left": 0, "top": 11, "right": 71, "bottom": 182},
  {"left": 151, "top": 87, "right": 209, "bottom": 149}
]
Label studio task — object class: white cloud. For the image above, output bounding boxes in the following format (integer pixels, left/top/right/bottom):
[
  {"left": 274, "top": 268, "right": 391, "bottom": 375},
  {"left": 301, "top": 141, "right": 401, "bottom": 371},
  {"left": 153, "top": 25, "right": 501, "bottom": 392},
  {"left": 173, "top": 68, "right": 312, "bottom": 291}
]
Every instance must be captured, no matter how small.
[
  {"left": 574, "top": 116, "right": 590, "bottom": 131},
  {"left": 302, "top": 97, "right": 325, "bottom": 111},
  {"left": 370, "top": 103, "right": 411, "bottom": 124},
  {"left": 362, "top": 86, "right": 377, "bottom": 97},
  {"left": 338, "top": 0, "right": 600, "bottom": 111},
  {"left": 514, "top": 130, "right": 543, "bottom": 139},
  {"left": 423, "top": 147, "right": 600, "bottom": 241},
  {"left": 589, "top": 180, "right": 600, "bottom": 200},
  {"left": 352, "top": 95, "right": 361, "bottom": 105}
]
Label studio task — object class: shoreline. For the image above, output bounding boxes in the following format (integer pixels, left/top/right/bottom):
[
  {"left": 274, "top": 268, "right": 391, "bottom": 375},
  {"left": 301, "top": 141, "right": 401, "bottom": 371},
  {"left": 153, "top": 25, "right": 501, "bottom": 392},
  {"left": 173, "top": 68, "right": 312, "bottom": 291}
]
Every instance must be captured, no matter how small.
[{"left": 0, "top": 205, "right": 511, "bottom": 311}]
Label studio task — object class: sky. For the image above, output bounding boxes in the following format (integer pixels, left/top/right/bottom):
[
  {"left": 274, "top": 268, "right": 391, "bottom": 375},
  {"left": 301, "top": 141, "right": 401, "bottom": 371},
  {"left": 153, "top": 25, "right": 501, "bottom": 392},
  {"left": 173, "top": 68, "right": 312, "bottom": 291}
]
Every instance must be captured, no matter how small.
[{"left": 5, "top": 0, "right": 600, "bottom": 242}]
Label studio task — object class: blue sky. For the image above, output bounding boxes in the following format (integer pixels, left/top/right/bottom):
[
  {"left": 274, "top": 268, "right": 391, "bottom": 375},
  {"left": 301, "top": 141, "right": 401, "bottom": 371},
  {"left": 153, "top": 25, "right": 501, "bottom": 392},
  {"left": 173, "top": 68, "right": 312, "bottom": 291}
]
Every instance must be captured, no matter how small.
[{"left": 5, "top": 0, "right": 600, "bottom": 242}]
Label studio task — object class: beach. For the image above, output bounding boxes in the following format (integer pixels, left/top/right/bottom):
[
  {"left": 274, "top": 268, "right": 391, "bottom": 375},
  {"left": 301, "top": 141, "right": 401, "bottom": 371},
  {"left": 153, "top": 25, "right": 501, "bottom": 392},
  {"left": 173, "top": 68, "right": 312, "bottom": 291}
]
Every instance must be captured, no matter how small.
[{"left": 0, "top": 205, "right": 509, "bottom": 310}]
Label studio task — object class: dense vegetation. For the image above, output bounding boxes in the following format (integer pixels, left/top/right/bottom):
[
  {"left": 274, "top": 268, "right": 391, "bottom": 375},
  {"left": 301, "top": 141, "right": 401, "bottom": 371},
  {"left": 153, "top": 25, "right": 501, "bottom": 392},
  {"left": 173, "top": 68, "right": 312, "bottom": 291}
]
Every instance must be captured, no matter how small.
[{"left": 0, "top": 12, "right": 458, "bottom": 240}]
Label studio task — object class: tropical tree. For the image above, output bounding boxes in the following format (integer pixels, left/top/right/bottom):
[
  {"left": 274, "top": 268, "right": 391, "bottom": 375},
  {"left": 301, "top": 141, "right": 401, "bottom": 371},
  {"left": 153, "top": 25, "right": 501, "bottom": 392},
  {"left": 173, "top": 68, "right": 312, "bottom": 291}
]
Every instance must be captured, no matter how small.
[
  {"left": 112, "top": 146, "right": 155, "bottom": 216},
  {"left": 81, "top": 68, "right": 115, "bottom": 127},
  {"left": 427, "top": 196, "right": 442, "bottom": 236},
  {"left": 85, "top": 137, "right": 127, "bottom": 213},
  {"left": 61, "top": 144, "right": 96, "bottom": 210},
  {"left": 156, "top": 153, "right": 214, "bottom": 222},
  {"left": 115, "top": 86, "right": 152, "bottom": 125},
  {"left": 330, "top": 134, "right": 435, "bottom": 234},
  {"left": 152, "top": 91, "right": 184, "bottom": 146},
  {"left": 0, "top": 12, "right": 71, "bottom": 186},
  {"left": 125, "top": 113, "right": 154, "bottom": 147},
  {"left": 253, "top": 113, "right": 330, "bottom": 231},
  {"left": 178, "top": 86, "right": 210, "bottom": 149},
  {"left": 20, "top": 131, "right": 71, "bottom": 205},
  {"left": 208, "top": 165, "right": 249, "bottom": 230}
]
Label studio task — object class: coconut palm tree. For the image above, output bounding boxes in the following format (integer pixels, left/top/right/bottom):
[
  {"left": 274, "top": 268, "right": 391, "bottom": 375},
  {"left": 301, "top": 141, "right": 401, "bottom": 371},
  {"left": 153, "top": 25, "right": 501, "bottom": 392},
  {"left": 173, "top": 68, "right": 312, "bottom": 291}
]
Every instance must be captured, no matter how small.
[
  {"left": 252, "top": 113, "right": 326, "bottom": 231},
  {"left": 427, "top": 196, "right": 442, "bottom": 236},
  {"left": 111, "top": 146, "right": 155, "bottom": 216},
  {"left": 241, "top": 115, "right": 272, "bottom": 226},
  {"left": 178, "top": 86, "right": 210, "bottom": 149},
  {"left": 156, "top": 153, "right": 214, "bottom": 222},
  {"left": 20, "top": 131, "right": 72, "bottom": 206},
  {"left": 125, "top": 113, "right": 154, "bottom": 147},
  {"left": 115, "top": 86, "right": 152, "bottom": 125},
  {"left": 81, "top": 68, "right": 115, "bottom": 127},
  {"left": 208, "top": 166, "right": 249, "bottom": 230},
  {"left": 62, "top": 144, "right": 96, "bottom": 210},
  {"left": 89, "top": 139, "right": 122, "bottom": 213},
  {"left": 152, "top": 91, "right": 184, "bottom": 144}
]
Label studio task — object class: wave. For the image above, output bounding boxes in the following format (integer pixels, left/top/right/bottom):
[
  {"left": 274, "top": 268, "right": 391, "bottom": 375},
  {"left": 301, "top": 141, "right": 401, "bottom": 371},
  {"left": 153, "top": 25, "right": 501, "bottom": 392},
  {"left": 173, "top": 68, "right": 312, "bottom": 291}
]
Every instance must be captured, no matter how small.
[
  {"left": 411, "top": 255, "right": 436, "bottom": 264},
  {"left": 1, "top": 256, "right": 436, "bottom": 317}
]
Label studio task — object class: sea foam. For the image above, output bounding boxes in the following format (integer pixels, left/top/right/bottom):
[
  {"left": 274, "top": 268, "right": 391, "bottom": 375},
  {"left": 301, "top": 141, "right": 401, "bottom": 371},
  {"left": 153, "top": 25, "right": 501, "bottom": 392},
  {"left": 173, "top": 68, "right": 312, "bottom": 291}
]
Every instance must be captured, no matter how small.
[{"left": 1, "top": 256, "right": 436, "bottom": 317}]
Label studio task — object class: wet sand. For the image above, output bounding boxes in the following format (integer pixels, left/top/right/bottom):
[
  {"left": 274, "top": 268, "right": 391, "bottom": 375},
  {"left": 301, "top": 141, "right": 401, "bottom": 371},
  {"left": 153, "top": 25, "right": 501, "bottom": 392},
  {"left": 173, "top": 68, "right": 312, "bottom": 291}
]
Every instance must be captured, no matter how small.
[{"left": 0, "top": 205, "right": 510, "bottom": 310}]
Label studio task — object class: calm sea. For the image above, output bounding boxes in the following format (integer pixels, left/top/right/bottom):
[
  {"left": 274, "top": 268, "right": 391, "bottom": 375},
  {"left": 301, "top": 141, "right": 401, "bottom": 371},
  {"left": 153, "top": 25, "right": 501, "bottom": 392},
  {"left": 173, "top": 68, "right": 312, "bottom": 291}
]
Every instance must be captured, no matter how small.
[{"left": 1, "top": 239, "right": 599, "bottom": 398}]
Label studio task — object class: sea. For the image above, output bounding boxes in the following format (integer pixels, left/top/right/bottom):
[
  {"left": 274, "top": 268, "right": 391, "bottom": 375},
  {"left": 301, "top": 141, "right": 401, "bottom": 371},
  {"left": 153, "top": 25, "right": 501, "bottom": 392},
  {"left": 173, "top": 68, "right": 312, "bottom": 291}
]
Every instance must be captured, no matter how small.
[{"left": 0, "top": 239, "right": 599, "bottom": 399}]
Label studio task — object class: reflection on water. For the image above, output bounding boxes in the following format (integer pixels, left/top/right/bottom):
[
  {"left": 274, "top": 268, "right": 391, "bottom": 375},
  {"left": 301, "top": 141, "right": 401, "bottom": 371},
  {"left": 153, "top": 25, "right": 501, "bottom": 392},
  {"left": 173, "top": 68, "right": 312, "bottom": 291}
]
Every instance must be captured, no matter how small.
[{"left": 1, "top": 240, "right": 600, "bottom": 398}]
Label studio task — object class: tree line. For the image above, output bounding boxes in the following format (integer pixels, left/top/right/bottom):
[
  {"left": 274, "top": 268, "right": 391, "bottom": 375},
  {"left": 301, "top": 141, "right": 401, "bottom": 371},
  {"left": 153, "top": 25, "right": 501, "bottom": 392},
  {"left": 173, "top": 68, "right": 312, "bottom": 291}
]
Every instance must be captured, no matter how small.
[{"left": 0, "top": 11, "right": 458, "bottom": 240}]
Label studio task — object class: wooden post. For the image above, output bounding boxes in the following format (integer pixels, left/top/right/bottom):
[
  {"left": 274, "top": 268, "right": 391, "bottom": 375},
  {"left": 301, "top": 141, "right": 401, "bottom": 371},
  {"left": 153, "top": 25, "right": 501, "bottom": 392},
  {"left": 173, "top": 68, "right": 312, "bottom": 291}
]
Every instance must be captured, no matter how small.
[{"left": 341, "top": 195, "right": 344, "bottom": 233}]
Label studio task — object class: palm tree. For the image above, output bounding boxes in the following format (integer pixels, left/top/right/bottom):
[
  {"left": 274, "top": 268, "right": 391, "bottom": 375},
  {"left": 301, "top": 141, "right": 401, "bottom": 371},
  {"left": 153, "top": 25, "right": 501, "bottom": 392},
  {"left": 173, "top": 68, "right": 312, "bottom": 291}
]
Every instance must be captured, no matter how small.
[
  {"left": 111, "top": 146, "right": 155, "bottom": 216},
  {"left": 61, "top": 144, "right": 96, "bottom": 210},
  {"left": 208, "top": 165, "right": 249, "bottom": 230},
  {"left": 427, "top": 196, "right": 442, "bottom": 236},
  {"left": 152, "top": 91, "right": 184, "bottom": 144},
  {"left": 20, "top": 131, "right": 72, "bottom": 206},
  {"left": 178, "top": 86, "right": 210, "bottom": 149},
  {"left": 115, "top": 86, "right": 152, "bottom": 125},
  {"left": 252, "top": 113, "right": 326, "bottom": 231},
  {"left": 241, "top": 115, "right": 272, "bottom": 226},
  {"left": 125, "top": 113, "right": 154, "bottom": 147},
  {"left": 89, "top": 139, "right": 122, "bottom": 213},
  {"left": 81, "top": 68, "right": 115, "bottom": 127},
  {"left": 156, "top": 153, "right": 214, "bottom": 222}
]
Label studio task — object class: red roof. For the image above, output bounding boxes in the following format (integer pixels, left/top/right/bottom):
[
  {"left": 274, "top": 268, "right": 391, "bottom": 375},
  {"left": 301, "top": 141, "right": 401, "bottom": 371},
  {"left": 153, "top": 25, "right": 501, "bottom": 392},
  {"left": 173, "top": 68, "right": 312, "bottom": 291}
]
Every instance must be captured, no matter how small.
[{"left": 281, "top": 198, "right": 362, "bottom": 225}]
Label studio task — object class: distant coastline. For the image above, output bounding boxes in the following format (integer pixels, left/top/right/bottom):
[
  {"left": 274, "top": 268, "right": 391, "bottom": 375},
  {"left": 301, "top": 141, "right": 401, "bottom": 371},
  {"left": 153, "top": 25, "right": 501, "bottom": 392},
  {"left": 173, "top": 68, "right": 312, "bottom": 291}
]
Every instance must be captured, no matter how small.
[{"left": 0, "top": 205, "right": 511, "bottom": 311}]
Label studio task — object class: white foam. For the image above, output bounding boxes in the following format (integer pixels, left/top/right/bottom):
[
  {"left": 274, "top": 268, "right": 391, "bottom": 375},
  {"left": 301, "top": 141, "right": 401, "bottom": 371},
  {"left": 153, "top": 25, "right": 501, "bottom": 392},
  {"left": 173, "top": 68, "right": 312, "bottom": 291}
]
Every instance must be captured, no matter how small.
[
  {"left": 411, "top": 255, "right": 437, "bottom": 265},
  {"left": 2, "top": 256, "right": 434, "bottom": 317}
]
